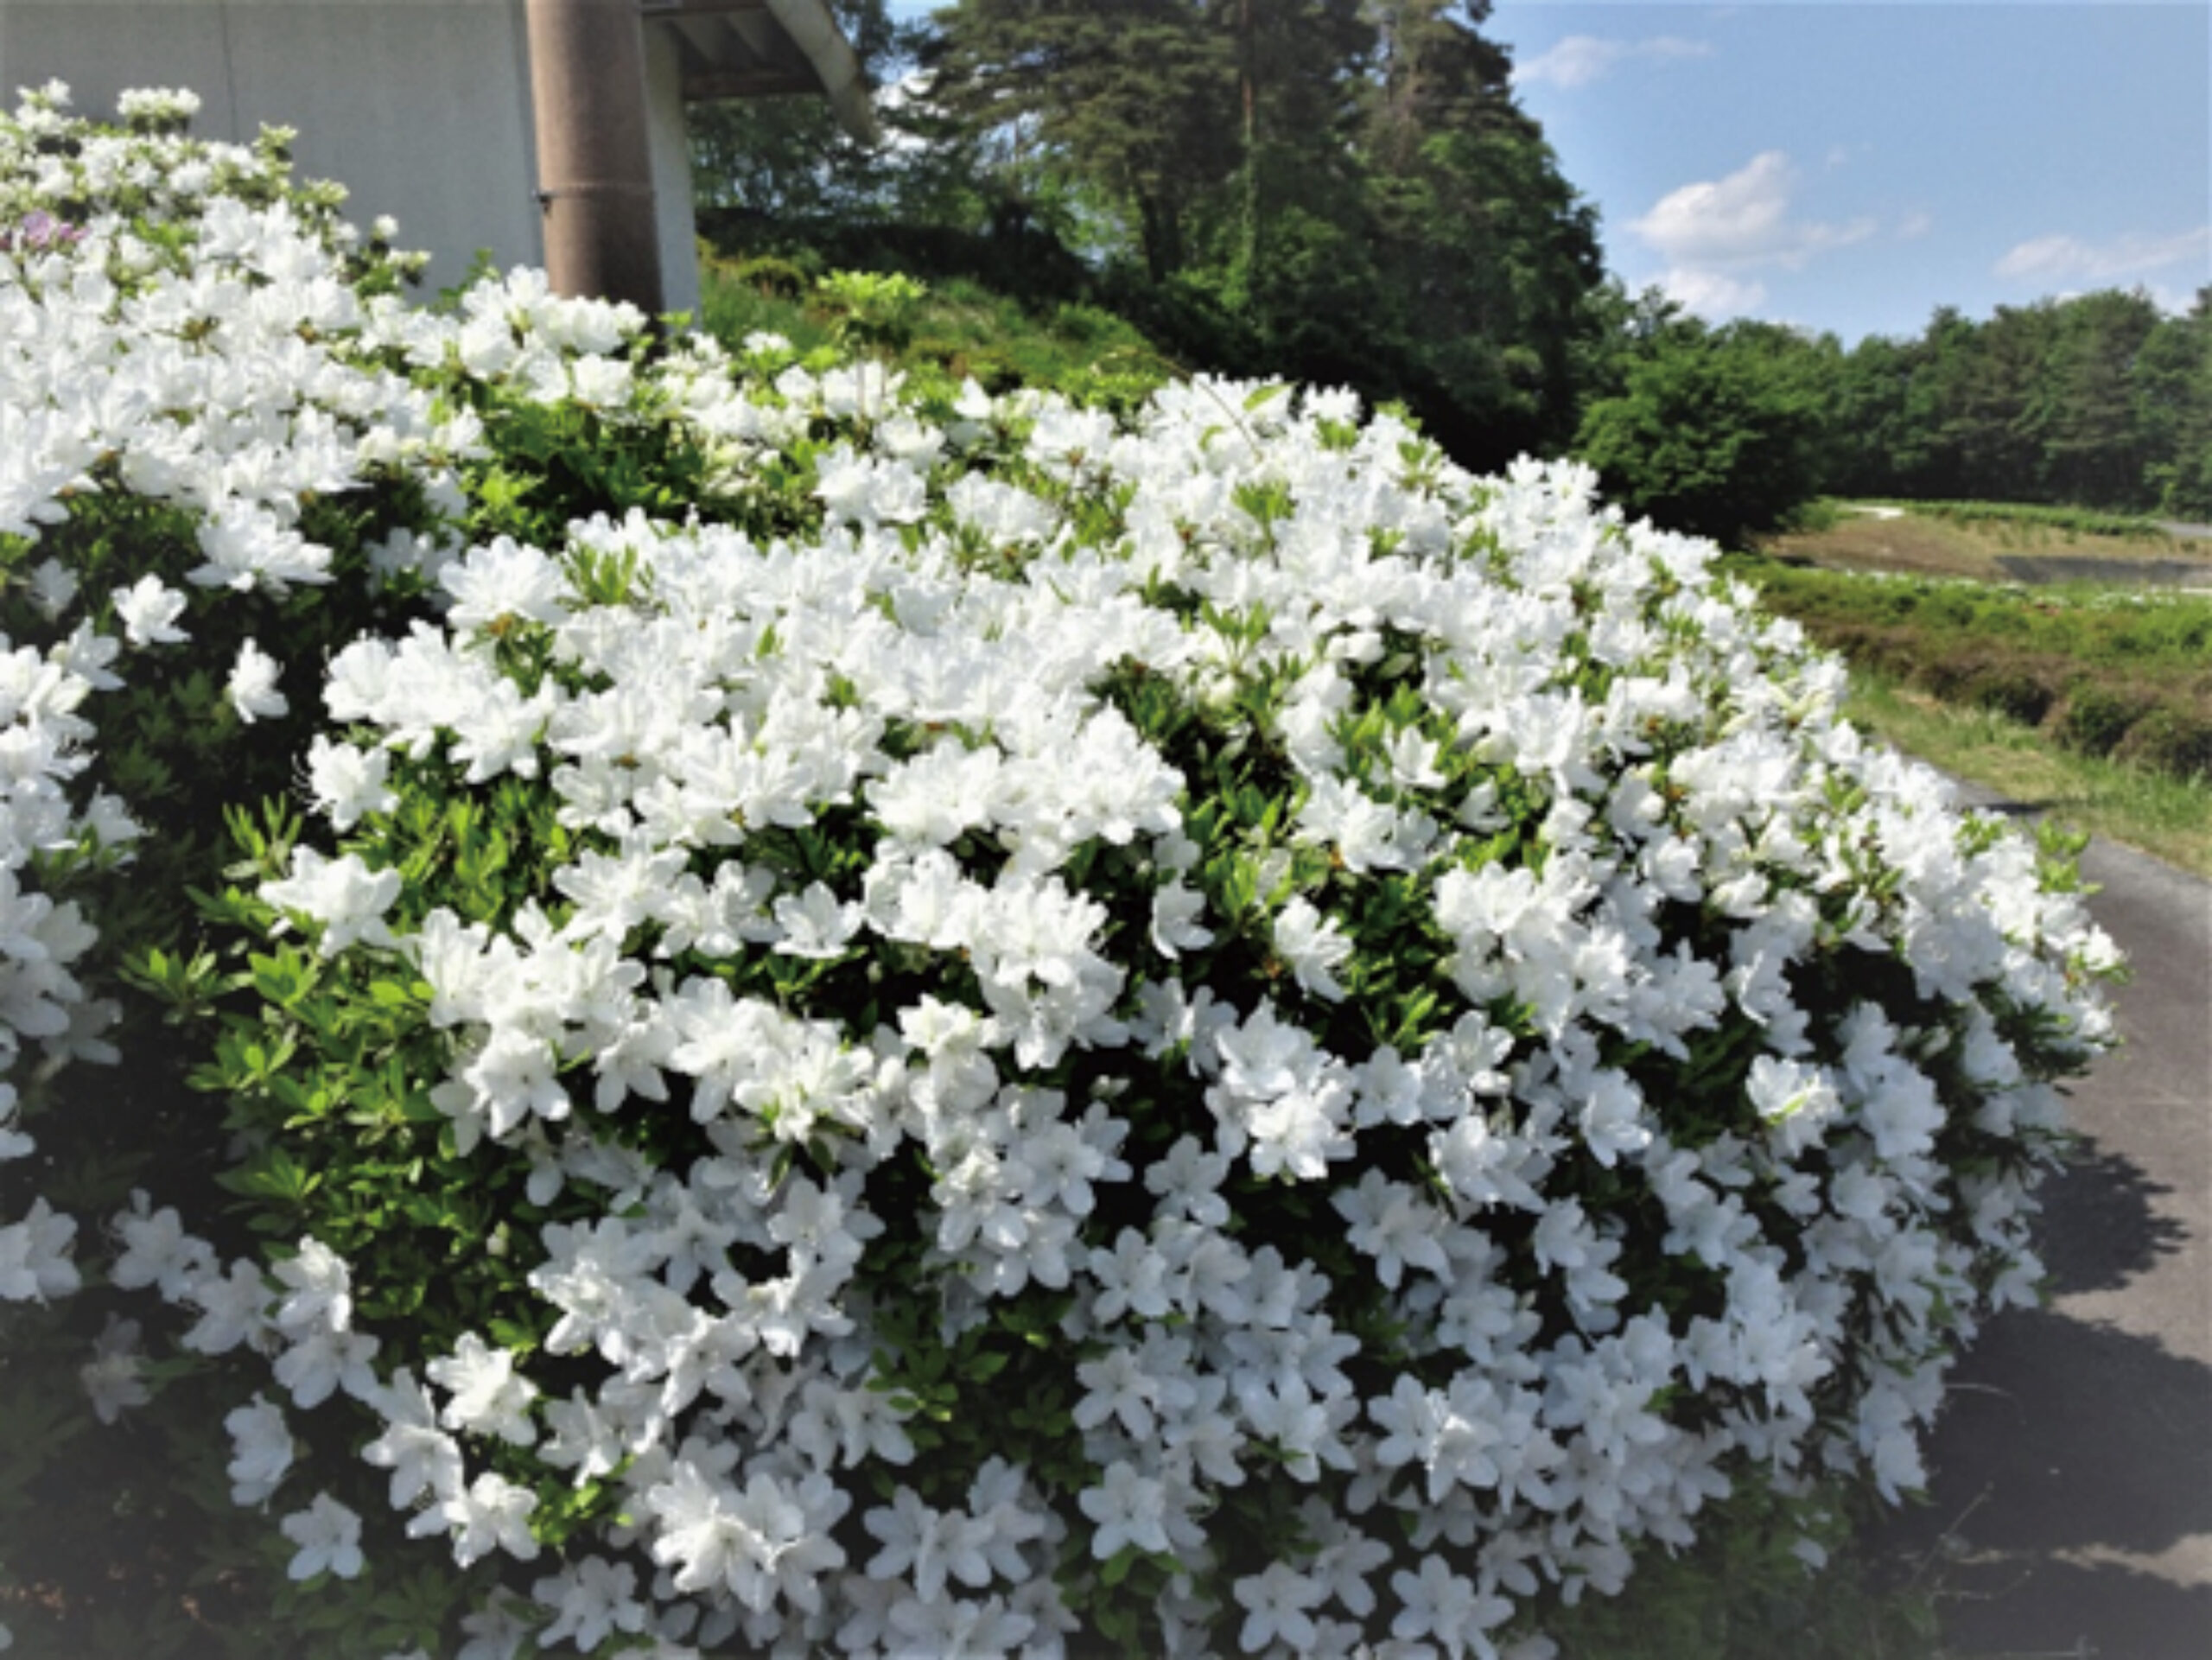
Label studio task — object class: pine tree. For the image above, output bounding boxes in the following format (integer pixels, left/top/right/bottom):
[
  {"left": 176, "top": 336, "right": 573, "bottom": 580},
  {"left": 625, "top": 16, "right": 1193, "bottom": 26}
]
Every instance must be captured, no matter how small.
[{"left": 925, "top": 0, "right": 1242, "bottom": 280}]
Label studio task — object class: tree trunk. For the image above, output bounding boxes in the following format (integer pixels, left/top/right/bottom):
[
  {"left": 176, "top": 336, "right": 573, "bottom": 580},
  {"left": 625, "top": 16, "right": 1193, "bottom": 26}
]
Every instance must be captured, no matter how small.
[{"left": 1138, "top": 193, "right": 1181, "bottom": 283}]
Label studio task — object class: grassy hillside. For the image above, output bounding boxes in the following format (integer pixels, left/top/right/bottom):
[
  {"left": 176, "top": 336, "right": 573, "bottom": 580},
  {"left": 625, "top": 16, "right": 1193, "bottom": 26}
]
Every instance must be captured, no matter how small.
[
  {"left": 699, "top": 252, "right": 1177, "bottom": 404},
  {"left": 1734, "top": 552, "right": 2212, "bottom": 874}
]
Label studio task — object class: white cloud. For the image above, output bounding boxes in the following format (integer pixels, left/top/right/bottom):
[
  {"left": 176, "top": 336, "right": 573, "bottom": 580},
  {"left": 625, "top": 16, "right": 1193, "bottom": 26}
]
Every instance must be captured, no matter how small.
[
  {"left": 1630, "top": 151, "right": 1877, "bottom": 272},
  {"left": 1656, "top": 268, "right": 1768, "bottom": 321},
  {"left": 1993, "top": 226, "right": 2210, "bottom": 284},
  {"left": 1511, "top": 35, "right": 1712, "bottom": 91},
  {"left": 1895, "top": 210, "right": 1934, "bottom": 243},
  {"left": 2044, "top": 282, "right": 2201, "bottom": 319}
]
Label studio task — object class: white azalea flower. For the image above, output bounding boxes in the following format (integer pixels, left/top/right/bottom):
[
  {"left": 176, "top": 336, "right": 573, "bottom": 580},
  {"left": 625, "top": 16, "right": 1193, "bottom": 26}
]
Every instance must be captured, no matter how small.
[
  {"left": 79, "top": 1314, "right": 149, "bottom": 1423},
  {"left": 224, "top": 1394, "right": 295, "bottom": 1504},
  {"left": 226, "top": 637, "right": 288, "bottom": 722},
  {"left": 279, "top": 1493, "right": 364, "bottom": 1581},
  {"left": 111, "top": 575, "right": 189, "bottom": 646}
]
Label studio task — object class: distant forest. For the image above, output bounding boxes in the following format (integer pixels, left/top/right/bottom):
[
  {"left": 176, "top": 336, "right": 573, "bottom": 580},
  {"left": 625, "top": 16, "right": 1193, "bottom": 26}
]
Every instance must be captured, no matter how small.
[{"left": 690, "top": 0, "right": 2212, "bottom": 540}]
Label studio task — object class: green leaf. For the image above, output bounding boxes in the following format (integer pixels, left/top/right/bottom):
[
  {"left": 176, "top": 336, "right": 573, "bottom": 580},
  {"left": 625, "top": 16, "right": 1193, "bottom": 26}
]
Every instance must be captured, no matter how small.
[
  {"left": 1100, "top": 1543, "right": 1140, "bottom": 1587},
  {"left": 249, "top": 950, "right": 318, "bottom": 1008}
]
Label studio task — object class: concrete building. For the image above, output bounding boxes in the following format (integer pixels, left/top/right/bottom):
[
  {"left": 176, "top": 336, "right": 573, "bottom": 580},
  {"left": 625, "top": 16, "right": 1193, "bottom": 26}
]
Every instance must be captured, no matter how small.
[{"left": 0, "top": 0, "right": 874, "bottom": 317}]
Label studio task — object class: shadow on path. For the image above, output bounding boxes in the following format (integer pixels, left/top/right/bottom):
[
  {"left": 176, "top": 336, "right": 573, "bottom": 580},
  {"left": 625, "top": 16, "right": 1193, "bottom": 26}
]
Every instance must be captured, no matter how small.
[
  {"left": 1889, "top": 781, "right": 2212, "bottom": 1658},
  {"left": 2037, "top": 1141, "right": 2191, "bottom": 1298},
  {"left": 1872, "top": 1129, "right": 2212, "bottom": 1659},
  {"left": 1875, "top": 1312, "right": 2212, "bottom": 1658},
  {"left": 1932, "top": 1557, "right": 2212, "bottom": 1660}
]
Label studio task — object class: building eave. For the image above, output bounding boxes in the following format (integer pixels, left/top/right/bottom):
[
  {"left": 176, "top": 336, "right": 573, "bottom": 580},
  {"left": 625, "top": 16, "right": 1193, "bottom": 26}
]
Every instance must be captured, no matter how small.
[{"left": 639, "top": 0, "right": 879, "bottom": 145}]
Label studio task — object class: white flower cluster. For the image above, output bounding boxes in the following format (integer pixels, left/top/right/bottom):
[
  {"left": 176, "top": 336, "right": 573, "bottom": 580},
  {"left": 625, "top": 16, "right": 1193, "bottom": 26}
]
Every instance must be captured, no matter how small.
[
  {"left": 0, "top": 79, "right": 661, "bottom": 1293},
  {"left": 0, "top": 81, "right": 664, "bottom": 1590},
  {"left": 0, "top": 86, "right": 2120, "bottom": 1658},
  {"left": 267, "top": 403, "right": 2110, "bottom": 1650}
]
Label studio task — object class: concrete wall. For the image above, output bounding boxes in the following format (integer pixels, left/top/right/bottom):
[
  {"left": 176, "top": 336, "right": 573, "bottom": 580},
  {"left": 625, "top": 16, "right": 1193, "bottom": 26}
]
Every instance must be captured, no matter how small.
[{"left": 0, "top": 0, "right": 707, "bottom": 313}]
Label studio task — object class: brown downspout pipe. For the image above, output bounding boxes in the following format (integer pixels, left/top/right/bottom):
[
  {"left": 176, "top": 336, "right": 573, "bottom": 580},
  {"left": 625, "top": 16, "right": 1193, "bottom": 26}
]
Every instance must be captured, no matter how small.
[{"left": 524, "top": 0, "right": 665, "bottom": 316}]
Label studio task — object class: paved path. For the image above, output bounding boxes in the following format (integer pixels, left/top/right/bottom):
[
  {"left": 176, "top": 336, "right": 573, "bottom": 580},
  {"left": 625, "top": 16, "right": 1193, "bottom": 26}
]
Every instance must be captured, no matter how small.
[{"left": 1878, "top": 794, "right": 2212, "bottom": 1658}]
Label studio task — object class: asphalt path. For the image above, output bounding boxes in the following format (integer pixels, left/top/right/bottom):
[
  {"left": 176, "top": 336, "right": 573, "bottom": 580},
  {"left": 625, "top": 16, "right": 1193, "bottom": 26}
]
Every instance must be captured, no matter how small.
[{"left": 1875, "top": 787, "right": 2212, "bottom": 1658}]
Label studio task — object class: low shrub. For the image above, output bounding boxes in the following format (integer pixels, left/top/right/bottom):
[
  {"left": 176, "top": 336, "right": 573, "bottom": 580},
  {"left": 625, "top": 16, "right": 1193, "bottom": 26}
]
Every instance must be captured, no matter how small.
[
  {"left": 1797, "top": 621, "right": 1919, "bottom": 684},
  {"left": 0, "top": 88, "right": 2120, "bottom": 1659},
  {"left": 961, "top": 347, "right": 1021, "bottom": 394},
  {"left": 1745, "top": 563, "right": 2212, "bottom": 789},
  {"left": 1776, "top": 498, "right": 1845, "bottom": 536},
  {"left": 1051, "top": 302, "right": 1126, "bottom": 346},
  {"left": 1972, "top": 675, "right": 2047, "bottom": 726},
  {"left": 2055, "top": 684, "right": 2154, "bottom": 759},
  {"left": 1916, "top": 655, "right": 1976, "bottom": 703},
  {"left": 2114, "top": 705, "right": 2212, "bottom": 781},
  {"left": 1955, "top": 664, "right": 2058, "bottom": 727},
  {"left": 726, "top": 255, "right": 811, "bottom": 302}
]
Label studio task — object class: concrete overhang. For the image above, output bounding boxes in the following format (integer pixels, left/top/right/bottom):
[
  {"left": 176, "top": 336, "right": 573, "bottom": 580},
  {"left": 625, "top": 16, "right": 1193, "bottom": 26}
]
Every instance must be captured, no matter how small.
[{"left": 639, "top": 0, "right": 879, "bottom": 145}]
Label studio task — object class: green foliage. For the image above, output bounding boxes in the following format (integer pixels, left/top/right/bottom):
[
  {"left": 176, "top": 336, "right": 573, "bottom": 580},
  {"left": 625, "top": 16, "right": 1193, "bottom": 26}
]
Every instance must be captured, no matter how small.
[
  {"left": 699, "top": 259, "right": 1176, "bottom": 410},
  {"left": 1546, "top": 1481, "right": 1944, "bottom": 1659},
  {"left": 2056, "top": 684, "right": 2156, "bottom": 759},
  {"left": 684, "top": 0, "right": 951, "bottom": 222},
  {"left": 2113, "top": 703, "right": 2212, "bottom": 779},
  {"left": 766, "top": 0, "right": 1611, "bottom": 472},
  {"left": 728, "top": 253, "right": 811, "bottom": 302},
  {"left": 700, "top": 256, "right": 841, "bottom": 357},
  {"left": 813, "top": 269, "right": 931, "bottom": 356},
  {"left": 1575, "top": 316, "right": 1828, "bottom": 550},
  {"left": 925, "top": 0, "right": 1244, "bottom": 282},
  {"left": 1818, "top": 287, "right": 2212, "bottom": 516}
]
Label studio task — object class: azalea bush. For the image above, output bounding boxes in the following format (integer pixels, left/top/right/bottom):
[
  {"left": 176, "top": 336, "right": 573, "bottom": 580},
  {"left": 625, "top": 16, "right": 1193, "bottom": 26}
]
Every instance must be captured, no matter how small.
[{"left": 0, "top": 88, "right": 2120, "bottom": 1658}]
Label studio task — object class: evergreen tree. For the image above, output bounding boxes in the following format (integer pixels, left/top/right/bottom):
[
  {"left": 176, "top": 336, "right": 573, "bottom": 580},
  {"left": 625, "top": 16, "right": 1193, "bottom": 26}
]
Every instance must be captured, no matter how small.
[
  {"left": 2024, "top": 289, "right": 2161, "bottom": 507},
  {"left": 1938, "top": 302, "right": 2050, "bottom": 499},
  {"left": 1822, "top": 291, "right": 2199, "bottom": 512},
  {"left": 916, "top": 0, "right": 1601, "bottom": 465},
  {"left": 924, "top": 0, "right": 1242, "bottom": 280},
  {"left": 2138, "top": 288, "right": 2212, "bottom": 519},
  {"left": 1821, "top": 333, "right": 1931, "bottom": 499},
  {"left": 1356, "top": 0, "right": 1603, "bottom": 463}
]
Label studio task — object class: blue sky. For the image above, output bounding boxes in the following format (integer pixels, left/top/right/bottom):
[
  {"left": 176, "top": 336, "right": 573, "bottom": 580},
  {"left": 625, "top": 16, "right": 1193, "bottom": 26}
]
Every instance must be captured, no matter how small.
[
  {"left": 1491, "top": 2, "right": 2210, "bottom": 341},
  {"left": 884, "top": 2, "right": 2210, "bottom": 344}
]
